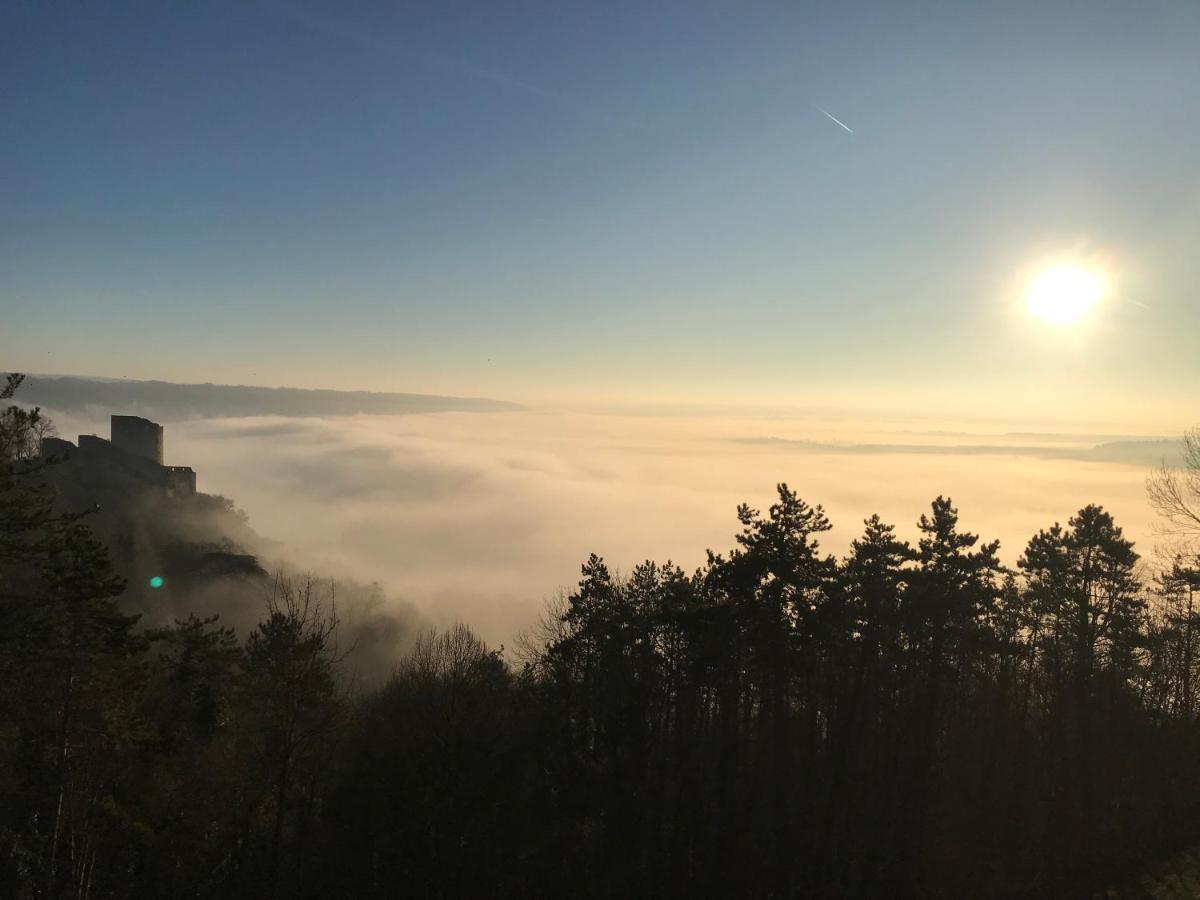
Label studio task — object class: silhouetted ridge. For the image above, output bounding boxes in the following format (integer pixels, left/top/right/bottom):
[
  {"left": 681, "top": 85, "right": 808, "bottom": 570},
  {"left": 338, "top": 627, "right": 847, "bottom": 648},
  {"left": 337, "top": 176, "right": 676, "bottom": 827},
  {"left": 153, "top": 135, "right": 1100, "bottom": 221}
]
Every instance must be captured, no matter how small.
[{"left": 20, "top": 375, "right": 521, "bottom": 421}]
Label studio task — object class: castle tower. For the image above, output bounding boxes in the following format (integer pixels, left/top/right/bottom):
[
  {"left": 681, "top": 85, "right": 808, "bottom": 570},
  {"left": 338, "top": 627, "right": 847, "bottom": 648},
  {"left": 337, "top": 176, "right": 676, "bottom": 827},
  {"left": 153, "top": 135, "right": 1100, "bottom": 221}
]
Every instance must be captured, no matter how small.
[{"left": 110, "top": 415, "right": 164, "bottom": 465}]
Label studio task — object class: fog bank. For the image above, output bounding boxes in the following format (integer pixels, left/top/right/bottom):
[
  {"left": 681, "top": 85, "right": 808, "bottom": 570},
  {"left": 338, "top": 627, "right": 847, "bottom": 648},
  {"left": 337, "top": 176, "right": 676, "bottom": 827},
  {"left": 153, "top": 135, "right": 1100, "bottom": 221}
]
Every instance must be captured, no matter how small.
[{"left": 44, "top": 406, "right": 1174, "bottom": 650}]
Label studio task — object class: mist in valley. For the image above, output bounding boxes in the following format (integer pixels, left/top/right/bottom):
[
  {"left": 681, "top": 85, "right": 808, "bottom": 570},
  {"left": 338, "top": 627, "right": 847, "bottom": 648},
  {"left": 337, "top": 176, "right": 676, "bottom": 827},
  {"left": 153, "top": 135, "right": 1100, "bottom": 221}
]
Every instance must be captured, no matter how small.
[{"left": 47, "top": 400, "right": 1177, "bottom": 651}]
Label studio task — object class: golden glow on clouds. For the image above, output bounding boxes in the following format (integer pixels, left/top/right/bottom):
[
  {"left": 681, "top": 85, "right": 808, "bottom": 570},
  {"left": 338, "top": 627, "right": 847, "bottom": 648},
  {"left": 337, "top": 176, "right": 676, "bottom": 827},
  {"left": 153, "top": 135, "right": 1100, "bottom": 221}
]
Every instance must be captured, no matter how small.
[
  {"left": 1027, "top": 265, "right": 1104, "bottom": 325},
  {"left": 152, "top": 410, "right": 1162, "bottom": 646}
]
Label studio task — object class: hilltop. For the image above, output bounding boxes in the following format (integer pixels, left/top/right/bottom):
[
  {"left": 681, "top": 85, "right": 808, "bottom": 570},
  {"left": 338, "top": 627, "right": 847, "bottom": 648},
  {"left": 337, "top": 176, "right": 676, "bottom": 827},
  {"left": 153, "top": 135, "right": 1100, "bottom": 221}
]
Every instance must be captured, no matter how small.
[{"left": 32, "top": 411, "right": 418, "bottom": 676}]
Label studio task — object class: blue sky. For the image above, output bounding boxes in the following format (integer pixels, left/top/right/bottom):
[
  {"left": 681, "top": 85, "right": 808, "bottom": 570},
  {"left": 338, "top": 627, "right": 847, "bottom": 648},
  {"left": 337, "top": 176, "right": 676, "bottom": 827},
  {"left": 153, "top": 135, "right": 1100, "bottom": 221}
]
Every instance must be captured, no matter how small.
[{"left": 3, "top": 1, "right": 1198, "bottom": 424}]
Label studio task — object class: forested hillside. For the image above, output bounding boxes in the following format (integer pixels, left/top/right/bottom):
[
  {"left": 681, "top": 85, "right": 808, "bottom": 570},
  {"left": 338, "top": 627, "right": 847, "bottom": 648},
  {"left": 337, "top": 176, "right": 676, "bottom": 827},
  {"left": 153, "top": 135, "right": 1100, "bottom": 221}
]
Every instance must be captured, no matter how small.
[{"left": 3, "top": 380, "right": 1200, "bottom": 898}]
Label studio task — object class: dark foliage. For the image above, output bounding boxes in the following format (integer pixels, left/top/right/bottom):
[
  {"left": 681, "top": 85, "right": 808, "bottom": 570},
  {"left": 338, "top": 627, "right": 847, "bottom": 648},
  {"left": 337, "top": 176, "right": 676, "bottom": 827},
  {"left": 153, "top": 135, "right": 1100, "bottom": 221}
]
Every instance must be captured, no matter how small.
[{"left": 4, "top": 388, "right": 1200, "bottom": 897}]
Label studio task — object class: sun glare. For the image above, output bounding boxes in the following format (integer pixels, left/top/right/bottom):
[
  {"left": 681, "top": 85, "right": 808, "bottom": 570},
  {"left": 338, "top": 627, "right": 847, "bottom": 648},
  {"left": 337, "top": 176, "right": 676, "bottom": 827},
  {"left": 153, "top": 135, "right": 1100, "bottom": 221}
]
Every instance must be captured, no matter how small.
[{"left": 1027, "top": 265, "right": 1103, "bottom": 325}]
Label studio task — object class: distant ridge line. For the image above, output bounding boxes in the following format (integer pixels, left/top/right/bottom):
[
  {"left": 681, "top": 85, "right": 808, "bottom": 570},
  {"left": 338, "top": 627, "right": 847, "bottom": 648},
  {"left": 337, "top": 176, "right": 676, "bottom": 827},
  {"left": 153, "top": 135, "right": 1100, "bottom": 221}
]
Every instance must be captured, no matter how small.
[{"left": 18, "top": 375, "right": 522, "bottom": 421}]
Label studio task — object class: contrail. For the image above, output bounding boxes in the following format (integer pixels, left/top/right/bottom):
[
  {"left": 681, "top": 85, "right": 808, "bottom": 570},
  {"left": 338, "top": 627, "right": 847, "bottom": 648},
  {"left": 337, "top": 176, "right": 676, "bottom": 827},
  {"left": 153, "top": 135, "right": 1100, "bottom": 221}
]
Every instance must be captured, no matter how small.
[{"left": 813, "top": 103, "right": 854, "bottom": 134}]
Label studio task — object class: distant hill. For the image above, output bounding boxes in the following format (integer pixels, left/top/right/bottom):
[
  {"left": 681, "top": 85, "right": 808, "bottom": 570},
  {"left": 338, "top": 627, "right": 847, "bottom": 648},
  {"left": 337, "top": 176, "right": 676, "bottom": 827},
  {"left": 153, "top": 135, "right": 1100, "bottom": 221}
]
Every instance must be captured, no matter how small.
[{"left": 19, "top": 375, "right": 521, "bottom": 422}]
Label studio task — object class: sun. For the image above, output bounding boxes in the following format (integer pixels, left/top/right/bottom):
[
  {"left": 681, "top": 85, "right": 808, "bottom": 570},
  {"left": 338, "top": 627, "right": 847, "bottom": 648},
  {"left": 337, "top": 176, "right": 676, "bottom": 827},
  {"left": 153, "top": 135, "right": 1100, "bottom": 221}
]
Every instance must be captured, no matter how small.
[{"left": 1026, "top": 265, "right": 1103, "bottom": 325}]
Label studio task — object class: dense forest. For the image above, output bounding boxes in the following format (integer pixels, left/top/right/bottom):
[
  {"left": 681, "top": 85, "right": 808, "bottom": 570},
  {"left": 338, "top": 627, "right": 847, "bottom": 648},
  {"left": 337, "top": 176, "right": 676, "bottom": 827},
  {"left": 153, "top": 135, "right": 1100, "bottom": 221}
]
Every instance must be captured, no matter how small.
[{"left": 3, "top": 375, "right": 1200, "bottom": 899}]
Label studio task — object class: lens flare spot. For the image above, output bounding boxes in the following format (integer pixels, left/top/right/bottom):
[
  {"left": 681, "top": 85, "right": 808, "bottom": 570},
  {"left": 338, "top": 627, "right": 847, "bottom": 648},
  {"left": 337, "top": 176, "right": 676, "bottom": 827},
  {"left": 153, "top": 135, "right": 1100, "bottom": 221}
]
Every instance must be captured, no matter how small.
[{"left": 149, "top": 575, "right": 165, "bottom": 589}]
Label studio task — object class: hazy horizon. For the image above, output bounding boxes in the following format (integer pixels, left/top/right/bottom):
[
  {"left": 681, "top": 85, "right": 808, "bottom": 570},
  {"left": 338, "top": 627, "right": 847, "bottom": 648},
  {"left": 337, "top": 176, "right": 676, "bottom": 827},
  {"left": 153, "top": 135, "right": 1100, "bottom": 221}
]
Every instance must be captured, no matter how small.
[{"left": 14, "top": 370, "right": 1195, "bottom": 434}]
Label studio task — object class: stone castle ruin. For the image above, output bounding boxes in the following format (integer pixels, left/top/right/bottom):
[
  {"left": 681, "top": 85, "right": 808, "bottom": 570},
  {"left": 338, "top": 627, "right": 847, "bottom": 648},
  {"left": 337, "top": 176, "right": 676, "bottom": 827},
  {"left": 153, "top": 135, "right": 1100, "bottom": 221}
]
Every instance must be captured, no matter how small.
[{"left": 41, "top": 414, "right": 197, "bottom": 497}]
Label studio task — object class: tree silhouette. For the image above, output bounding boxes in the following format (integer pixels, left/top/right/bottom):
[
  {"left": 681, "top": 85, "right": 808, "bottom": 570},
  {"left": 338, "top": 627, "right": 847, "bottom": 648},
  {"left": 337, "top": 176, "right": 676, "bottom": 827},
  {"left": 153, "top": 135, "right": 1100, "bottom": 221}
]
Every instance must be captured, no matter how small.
[{"left": 2, "top": 386, "right": 1199, "bottom": 898}]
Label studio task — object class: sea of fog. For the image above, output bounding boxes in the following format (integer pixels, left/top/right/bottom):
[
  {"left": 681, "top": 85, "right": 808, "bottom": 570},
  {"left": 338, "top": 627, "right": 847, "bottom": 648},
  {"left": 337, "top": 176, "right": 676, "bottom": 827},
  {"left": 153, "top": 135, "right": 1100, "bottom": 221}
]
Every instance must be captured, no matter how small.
[{"left": 49, "top": 407, "right": 1178, "bottom": 649}]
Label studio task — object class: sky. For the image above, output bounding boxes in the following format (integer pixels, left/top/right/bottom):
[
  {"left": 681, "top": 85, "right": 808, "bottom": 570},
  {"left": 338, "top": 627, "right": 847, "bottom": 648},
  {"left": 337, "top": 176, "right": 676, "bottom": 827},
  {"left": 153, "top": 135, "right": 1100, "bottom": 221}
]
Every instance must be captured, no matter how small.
[{"left": 3, "top": 1, "right": 1199, "bottom": 425}]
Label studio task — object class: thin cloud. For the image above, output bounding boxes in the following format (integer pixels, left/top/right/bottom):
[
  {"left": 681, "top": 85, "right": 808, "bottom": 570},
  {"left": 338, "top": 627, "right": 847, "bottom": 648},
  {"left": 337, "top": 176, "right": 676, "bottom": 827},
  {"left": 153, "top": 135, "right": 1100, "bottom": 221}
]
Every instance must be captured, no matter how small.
[
  {"left": 264, "top": 0, "right": 616, "bottom": 124},
  {"left": 736, "top": 435, "right": 1183, "bottom": 467}
]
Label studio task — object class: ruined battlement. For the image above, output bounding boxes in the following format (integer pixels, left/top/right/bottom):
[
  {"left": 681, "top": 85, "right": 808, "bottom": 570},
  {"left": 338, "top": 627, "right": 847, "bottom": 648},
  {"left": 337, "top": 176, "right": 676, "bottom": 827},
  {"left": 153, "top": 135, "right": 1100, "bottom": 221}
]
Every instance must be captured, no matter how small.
[
  {"left": 111, "top": 414, "right": 163, "bottom": 464},
  {"left": 41, "top": 414, "right": 196, "bottom": 497}
]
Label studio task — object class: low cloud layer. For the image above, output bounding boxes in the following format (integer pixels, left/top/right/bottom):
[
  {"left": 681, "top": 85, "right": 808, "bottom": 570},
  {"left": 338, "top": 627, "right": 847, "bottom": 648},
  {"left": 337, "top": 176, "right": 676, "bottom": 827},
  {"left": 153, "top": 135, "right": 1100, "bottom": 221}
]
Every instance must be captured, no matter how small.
[{"left": 46, "top": 406, "right": 1178, "bottom": 650}]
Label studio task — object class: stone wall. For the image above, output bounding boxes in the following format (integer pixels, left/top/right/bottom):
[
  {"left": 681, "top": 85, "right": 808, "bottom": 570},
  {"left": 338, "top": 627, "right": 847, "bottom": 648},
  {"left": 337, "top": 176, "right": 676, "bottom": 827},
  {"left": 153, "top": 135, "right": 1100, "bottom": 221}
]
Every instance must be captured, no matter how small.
[{"left": 111, "top": 415, "right": 164, "bottom": 464}]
